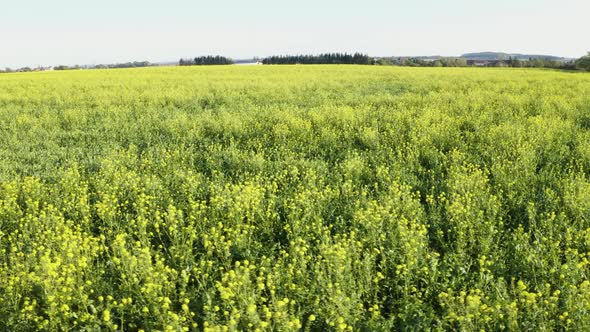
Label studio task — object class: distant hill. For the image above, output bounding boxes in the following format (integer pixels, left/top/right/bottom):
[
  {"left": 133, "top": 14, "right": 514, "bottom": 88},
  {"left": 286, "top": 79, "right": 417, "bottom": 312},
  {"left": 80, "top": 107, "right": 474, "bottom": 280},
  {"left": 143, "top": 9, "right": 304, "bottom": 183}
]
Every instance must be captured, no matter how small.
[{"left": 460, "top": 52, "right": 569, "bottom": 61}]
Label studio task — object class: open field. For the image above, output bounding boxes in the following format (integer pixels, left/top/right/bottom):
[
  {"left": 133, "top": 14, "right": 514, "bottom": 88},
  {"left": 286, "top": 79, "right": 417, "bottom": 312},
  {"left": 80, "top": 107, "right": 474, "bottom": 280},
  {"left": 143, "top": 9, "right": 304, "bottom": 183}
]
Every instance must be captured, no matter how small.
[{"left": 1, "top": 66, "right": 590, "bottom": 331}]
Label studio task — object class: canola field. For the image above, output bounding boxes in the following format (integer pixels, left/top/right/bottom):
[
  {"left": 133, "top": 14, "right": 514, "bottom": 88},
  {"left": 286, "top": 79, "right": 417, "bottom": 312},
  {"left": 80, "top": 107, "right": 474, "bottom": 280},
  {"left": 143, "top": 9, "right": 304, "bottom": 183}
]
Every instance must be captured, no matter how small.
[{"left": 1, "top": 66, "right": 590, "bottom": 331}]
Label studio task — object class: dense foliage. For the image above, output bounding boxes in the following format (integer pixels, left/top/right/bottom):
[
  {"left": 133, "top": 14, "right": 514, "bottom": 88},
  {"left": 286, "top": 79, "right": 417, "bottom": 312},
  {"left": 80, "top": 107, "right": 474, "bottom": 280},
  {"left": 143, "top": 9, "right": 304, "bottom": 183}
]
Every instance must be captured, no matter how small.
[
  {"left": 54, "top": 65, "right": 82, "bottom": 71},
  {"left": 180, "top": 56, "right": 234, "bottom": 66},
  {"left": 0, "top": 66, "right": 590, "bottom": 331},
  {"left": 576, "top": 53, "right": 590, "bottom": 71},
  {"left": 93, "top": 61, "right": 152, "bottom": 69},
  {"left": 379, "top": 57, "right": 577, "bottom": 69},
  {"left": 262, "top": 53, "right": 372, "bottom": 65}
]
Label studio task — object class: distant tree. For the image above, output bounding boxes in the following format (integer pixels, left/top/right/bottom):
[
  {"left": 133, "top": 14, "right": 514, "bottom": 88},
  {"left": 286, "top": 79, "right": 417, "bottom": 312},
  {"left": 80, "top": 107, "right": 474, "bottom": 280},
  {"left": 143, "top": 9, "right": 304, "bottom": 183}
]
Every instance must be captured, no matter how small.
[
  {"left": 576, "top": 52, "right": 590, "bottom": 71},
  {"left": 525, "top": 58, "right": 562, "bottom": 69},
  {"left": 402, "top": 58, "right": 429, "bottom": 67},
  {"left": 560, "top": 61, "right": 578, "bottom": 71},
  {"left": 180, "top": 56, "right": 233, "bottom": 66},
  {"left": 179, "top": 58, "right": 194, "bottom": 66},
  {"left": 262, "top": 53, "right": 372, "bottom": 65},
  {"left": 89, "top": 61, "right": 151, "bottom": 69},
  {"left": 352, "top": 53, "right": 370, "bottom": 65},
  {"left": 376, "top": 58, "right": 394, "bottom": 66},
  {"left": 444, "top": 58, "right": 467, "bottom": 67},
  {"left": 508, "top": 57, "right": 523, "bottom": 68},
  {"left": 54, "top": 65, "right": 82, "bottom": 70}
]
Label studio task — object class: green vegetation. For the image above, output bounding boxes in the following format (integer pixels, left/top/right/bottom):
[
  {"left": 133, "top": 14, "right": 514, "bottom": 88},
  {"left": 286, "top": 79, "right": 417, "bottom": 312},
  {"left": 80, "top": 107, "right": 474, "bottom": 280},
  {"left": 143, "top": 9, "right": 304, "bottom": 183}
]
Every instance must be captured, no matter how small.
[
  {"left": 576, "top": 52, "right": 590, "bottom": 71},
  {"left": 0, "top": 66, "right": 590, "bottom": 331},
  {"left": 380, "top": 56, "right": 577, "bottom": 69},
  {"left": 262, "top": 53, "right": 372, "bottom": 65},
  {"left": 54, "top": 65, "right": 82, "bottom": 71},
  {"left": 93, "top": 61, "right": 152, "bottom": 70},
  {"left": 180, "top": 56, "right": 234, "bottom": 66}
]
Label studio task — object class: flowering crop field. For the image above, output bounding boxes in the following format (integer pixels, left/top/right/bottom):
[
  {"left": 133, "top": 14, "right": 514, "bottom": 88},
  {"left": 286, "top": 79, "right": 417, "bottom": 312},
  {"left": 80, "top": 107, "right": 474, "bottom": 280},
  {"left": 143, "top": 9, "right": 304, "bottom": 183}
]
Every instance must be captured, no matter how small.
[{"left": 1, "top": 66, "right": 590, "bottom": 331}]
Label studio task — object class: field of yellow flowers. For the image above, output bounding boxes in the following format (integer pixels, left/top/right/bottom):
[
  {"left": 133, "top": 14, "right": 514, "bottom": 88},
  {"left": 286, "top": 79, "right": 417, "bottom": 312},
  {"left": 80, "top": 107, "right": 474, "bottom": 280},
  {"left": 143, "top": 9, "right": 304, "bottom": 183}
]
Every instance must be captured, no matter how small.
[{"left": 1, "top": 65, "right": 590, "bottom": 331}]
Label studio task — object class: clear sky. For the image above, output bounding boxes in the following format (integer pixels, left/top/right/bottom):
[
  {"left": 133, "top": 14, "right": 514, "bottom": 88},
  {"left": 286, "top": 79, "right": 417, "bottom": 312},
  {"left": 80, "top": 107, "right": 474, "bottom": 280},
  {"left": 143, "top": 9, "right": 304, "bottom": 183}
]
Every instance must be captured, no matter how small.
[{"left": 1, "top": 0, "right": 588, "bottom": 68}]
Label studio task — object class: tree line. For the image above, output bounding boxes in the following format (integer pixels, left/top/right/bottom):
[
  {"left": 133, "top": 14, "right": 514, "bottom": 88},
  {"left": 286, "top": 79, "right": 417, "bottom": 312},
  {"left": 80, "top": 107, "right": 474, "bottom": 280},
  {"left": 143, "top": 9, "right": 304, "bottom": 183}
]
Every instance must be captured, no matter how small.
[
  {"left": 2, "top": 53, "right": 589, "bottom": 74},
  {"left": 377, "top": 57, "right": 468, "bottom": 67},
  {"left": 52, "top": 61, "right": 152, "bottom": 71},
  {"left": 93, "top": 61, "right": 151, "bottom": 69},
  {"left": 377, "top": 55, "right": 590, "bottom": 70},
  {"left": 0, "top": 67, "right": 33, "bottom": 73},
  {"left": 262, "top": 53, "right": 372, "bottom": 65},
  {"left": 179, "top": 56, "right": 234, "bottom": 66},
  {"left": 575, "top": 52, "right": 590, "bottom": 71},
  {"left": 0, "top": 61, "right": 152, "bottom": 73}
]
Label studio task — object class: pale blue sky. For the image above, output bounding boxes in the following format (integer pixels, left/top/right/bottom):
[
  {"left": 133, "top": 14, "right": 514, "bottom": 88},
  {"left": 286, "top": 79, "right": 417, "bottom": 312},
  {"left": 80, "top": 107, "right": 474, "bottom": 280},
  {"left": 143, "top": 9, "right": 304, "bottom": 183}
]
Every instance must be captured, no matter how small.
[{"left": 1, "top": 0, "right": 588, "bottom": 67}]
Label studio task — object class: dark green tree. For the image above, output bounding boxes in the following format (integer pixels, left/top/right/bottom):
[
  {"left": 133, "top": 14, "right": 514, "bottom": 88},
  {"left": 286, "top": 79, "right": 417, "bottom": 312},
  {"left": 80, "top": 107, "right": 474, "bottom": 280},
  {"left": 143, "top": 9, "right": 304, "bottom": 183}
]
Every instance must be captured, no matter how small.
[{"left": 576, "top": 52, "right": 590, "bottom": 71}]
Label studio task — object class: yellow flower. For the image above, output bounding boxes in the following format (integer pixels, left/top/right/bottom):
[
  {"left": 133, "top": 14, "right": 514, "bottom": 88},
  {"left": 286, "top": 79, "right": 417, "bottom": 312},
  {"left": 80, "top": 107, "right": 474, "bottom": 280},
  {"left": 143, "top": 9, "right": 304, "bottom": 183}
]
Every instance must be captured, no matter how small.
[{"left": 103, "top": 309, "right": 110, "bottom": 322}]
